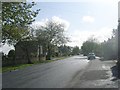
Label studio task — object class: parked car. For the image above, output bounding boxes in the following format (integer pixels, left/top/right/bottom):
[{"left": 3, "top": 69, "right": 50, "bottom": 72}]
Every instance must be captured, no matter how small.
[
  {"left": 83, "top": 54, "right": 87, "bottom": 56},
  {"left": 87, "top": 53, "right": 96, "bottom": 60}
]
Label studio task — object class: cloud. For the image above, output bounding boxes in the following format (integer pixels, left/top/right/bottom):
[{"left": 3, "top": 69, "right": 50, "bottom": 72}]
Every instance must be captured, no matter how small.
[
  {"left": 82, "top": 16, "right": 95, "bottom": 23},
  {"left": 31, "top": 16, "right": 70, "bottom": 31},
  {"left": 0, "top": 44, "right": 14, "bottom": 54},
  {"left": 94, "top": 27, "right": 113, "bottom": 42},
  {"left": 31, "top": 18, "right": 48, "bottom": 29},
  {"left": 67, "top": 27, "right": 113, "bottom": 48},
  {"left": 66, "top": 30, "right": 93, "bottom": 47},
  {"left": 52, "top": 16, "right": 70, "bottom": 31}
]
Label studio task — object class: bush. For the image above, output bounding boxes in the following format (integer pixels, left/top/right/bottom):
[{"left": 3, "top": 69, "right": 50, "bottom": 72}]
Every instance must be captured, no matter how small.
[
  {"left": 8, "top": 50, "right": 15, "bottom": 60},
  {"left": 2, "top": 53, "right": 8, "bottom": 61}
]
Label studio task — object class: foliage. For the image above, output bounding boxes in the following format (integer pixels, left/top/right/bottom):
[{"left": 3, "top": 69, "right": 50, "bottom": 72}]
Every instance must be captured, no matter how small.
[
  {"left": 7, "top": 50, "right": 15, "bottom": 66},
  {"left": 35, "top": 20, "right": 69, "bottom": 60},
  {"left": 81, "top": 37, "right": 101, "bottom": 56},
  {"left": 2, "top": 52, "right": 8, "bottom": 61},
  {"left": 2, "top": 2, "right": 40, "bottom": 64},
  {"left": 2, "top": 2, "right": 40, "bottom": 44},
  {"left": 81, "top": 29, "right": 118, "bottom": 60},
  {"left": 71, "top": 46, "right": 80, "bottom": 55},
  {"left": 8, "top": 49, "right": 15, "bottom": 58},
  {"left": 101, "top": 29, "right": 117, "bottom": 59},
  {"left": 58, "top": 45, "right": 72, "bottom": 56},
  {"left": 36, "top": 21, "right": 69, "bottom": 45}
]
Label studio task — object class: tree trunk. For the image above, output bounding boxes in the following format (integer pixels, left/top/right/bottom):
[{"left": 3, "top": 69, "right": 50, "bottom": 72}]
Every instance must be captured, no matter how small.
[
  {"left": 26, "top": 47, "right": 32, "bottom": 64},
  {"left": 46, "top": 45, "right": 51, "bottom": 60},
  {"left": 38, "top": 45, "right": 41, "bottom": 61},
  {"left": 19, "top": 43, "right": 32, "bottom": 64}
]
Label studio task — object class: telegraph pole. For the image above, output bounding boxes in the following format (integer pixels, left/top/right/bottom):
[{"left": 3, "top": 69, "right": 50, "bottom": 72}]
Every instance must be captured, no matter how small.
[
  {"left": 118, "top": 1, "right": 120, "bottom": 78},
  {"left": 118, "top": 18, "right": 120, "bottom": 78}
]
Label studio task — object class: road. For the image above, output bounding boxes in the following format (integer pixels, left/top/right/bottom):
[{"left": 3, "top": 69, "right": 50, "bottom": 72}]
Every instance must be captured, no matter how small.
[
  {"left": 2, "top": 55, "right": 119, "bottom": 88},
  {"left": 68, "top": 57, "right": 119, "bottom": 88}
]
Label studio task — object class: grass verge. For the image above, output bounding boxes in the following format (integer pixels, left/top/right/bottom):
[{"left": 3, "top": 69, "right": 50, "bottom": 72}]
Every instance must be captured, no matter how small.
[
  {"left": 2, "top": 56, "right": 70, "bottom": 73},
  {"left": 2, "top": 64, "right": 33, "bottom": 73}
]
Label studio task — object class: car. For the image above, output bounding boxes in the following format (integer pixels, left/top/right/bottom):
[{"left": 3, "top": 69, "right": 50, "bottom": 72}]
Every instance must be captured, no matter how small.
[
  {"left": 83, "top": 54, "right": 87, "bottom": 56},
  {"left": 87, "top": 53, "right": 96, "bottom": 60}
]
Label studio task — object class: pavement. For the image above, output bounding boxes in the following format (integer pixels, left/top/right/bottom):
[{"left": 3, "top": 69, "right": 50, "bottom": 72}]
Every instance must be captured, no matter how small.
[
  {"left": 68, "top": 59, "right": 119, "bottom": 88},
  {"left": 2, "top": 55, "right": 119, "bottom": 88}
]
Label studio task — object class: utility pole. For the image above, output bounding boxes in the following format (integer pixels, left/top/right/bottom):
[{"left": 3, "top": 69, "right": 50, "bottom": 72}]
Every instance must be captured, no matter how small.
[
  {"left": 118, "top": 1, "right": 120, "bottom": 78},
  {"left": 118, "top": 19, "right": 120, "bottom": 78}
]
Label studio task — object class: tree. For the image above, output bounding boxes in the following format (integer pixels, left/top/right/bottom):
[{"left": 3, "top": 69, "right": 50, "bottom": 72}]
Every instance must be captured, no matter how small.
[
  {"left": 58, "top": 45, "right": 72, "bottom": 56},
  {"left": 8, "top": 50, "right": 15, "bottom": 66},
  {"left": 2, "top": 2, "right": 40, "bottom": 44},
  {"left": 36, "top": 20, "right": 69, "bottom": 60},
  {"left": 101, "top": 29, "right": 118, "bottom": 59},
  {"left": 81, "top": 37, "right": 101, "bottom": 56},
  {"left": 71, "top": 46, "right": 80, "bottom": 55},
  {"left": 2, "top": 2, "right": 40, "bottom": 64}
]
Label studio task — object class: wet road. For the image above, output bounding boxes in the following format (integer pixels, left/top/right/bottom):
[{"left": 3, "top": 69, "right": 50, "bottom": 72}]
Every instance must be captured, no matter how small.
[
  {"left": 69, "top": 58, "right": 119, "bottom": 88},
  {"left": 3, "top": 55, "right": 90, "bottom": 88}
]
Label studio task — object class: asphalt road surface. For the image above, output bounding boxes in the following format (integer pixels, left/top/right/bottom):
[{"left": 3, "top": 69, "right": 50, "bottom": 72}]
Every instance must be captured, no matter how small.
[{"left": 2, "top": 55, "right": 119, "bottom": 88}]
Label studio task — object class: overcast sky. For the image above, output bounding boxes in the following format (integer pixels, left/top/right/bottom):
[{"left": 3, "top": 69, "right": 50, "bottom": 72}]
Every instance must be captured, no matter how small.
[{"left": 1, "top": 0, "right": 120, "bottom": 54}]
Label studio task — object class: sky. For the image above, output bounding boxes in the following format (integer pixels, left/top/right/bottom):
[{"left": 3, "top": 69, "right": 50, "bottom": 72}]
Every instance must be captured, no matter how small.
[
  {"left": 1, "top": 0, "right": 120, "bottom": 54},
  {"left": 30, "top": 0, "right": 119, "bottom": 47}
]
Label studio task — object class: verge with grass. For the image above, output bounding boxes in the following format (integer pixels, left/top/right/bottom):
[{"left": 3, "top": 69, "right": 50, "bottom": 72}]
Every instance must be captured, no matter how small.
[
  {"left": 2, "top": 64, "right": 33, "bottom": 73},
  {"left": 2, "top": 56, "right": 70, "bottom": 73}
]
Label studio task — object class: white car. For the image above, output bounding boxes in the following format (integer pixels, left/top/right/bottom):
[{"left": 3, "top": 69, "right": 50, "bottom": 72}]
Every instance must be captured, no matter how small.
[{"left": 87, "top": 53, "right": 96, "bottom": 60}]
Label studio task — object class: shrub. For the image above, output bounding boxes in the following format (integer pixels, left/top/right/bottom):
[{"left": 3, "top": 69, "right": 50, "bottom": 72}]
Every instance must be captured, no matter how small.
[{"left": 8, "top": 50, "right": 15, "bottom": 60}]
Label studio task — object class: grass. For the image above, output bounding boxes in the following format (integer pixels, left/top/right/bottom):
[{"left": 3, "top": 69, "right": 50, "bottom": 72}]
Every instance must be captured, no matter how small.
[
  {"left": 2, "top": 56, "right": 70, "bottom": 73},
  {"left": 34, "top": 56, "right": 69, "bottom": 64},
  {"left": 0, "top": 68, "right": 2, "bottom": 73},
  {"left": 2, "top": 64, "right": 33, "bottom": 73}
]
